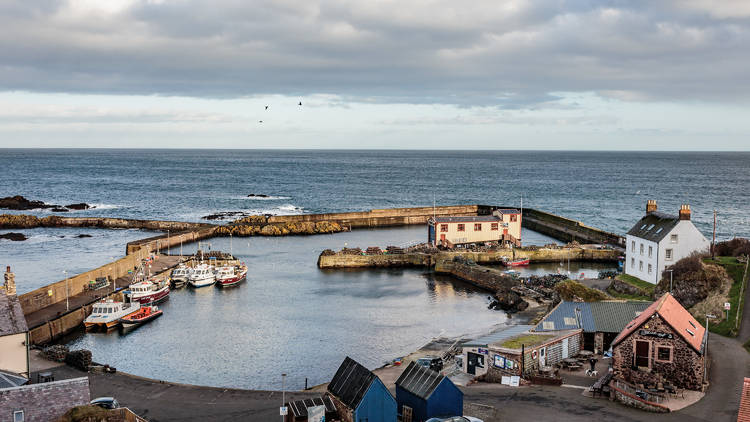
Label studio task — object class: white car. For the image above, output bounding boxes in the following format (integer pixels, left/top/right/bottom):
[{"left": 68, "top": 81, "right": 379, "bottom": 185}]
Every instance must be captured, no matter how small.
[{"left": 426, "top": 417, "right": 483, "bottom": 422}]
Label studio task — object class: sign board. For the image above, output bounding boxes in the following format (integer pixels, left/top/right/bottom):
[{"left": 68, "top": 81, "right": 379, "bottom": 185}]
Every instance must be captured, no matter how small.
[
  {"left": 638, "top": 330, "right": 673, "bottom": 339},
  {"left": 494, "top": 355, "right": 506, "bottom": 368},
  {"left": 478, "top": 347, "right": 489, "bottom": 355},
  {"left": 725, "top": 302, "right": 731, "bottom": 310},
  {"left": 501, "top": 376, "right": 511, "bottom": 386},
  {"left": 510, "top": 376, "right": 520, "bottom": 387},
  {"left": 280, "top": 406, "right": 288, "bottom": 416},
  {"left": 307, "top": 405, "right": 325, "bottom": 422}
]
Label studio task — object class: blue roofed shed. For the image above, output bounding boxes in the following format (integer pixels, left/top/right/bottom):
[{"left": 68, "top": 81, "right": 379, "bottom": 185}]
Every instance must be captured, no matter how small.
[
  {"left": 395, "top": 361, "right": 463, "bottom": 422},
  {"left": 327, "top": 356, "right": 397, "bottom": 422}
]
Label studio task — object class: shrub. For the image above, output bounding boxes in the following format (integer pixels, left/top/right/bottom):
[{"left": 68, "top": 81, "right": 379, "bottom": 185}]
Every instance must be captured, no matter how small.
[{"left": 715, "top": 238, "right": 750, "bottom": 257}]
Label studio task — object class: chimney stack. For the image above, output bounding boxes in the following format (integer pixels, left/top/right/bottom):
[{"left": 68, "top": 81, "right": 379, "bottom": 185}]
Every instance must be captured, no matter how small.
[
  {"left": 646, "top": 200, "right": 658, "bottom": 214},
  {"left": 4, "top": 266, "right": 16, "bottom": 296},
  {"left": 679, "top": 204, "right": 691, "bottom": 221}
]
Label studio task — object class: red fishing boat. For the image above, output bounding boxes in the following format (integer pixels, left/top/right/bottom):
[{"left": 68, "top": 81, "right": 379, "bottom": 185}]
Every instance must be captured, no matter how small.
[
  {"left": 501, "top": 257, "right": 530, "bottom": 267},
  {"left": 215, "top": 264, "right": 248, "bottom": 287},
  {"left": 127, "top": 278, "right": 170, "bottom": 304},
  {"left": 120, "top": 305, "right": 163, "bottom": 328}
]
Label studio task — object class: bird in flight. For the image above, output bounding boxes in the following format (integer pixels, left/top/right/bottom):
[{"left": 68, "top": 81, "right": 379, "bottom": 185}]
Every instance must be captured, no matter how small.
[
  {"left": 259, "top": 120, "right": 263, "bottom": 123},
  {"left": 265, "top": 105, "right": 269, "bottom": 110},
  {"left": 298, "top": 101, "right": 302, "bottom": 106}
]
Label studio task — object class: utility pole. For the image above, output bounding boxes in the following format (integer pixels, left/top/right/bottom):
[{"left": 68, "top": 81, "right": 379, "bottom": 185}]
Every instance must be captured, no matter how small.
[
  {"left": 64, "top": 270, "right": 69, "bottom": 311},
  {"left": 712, "top": 210, "right": 717, "bottom": 260},
  {"left": 281, "top": 373, "right": 287, "bottom": 422}
]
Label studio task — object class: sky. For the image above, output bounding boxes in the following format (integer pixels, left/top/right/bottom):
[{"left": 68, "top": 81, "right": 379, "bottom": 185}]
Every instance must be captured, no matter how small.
[{"left": 1, "top": 0, "right": 749, "bottom": 149}]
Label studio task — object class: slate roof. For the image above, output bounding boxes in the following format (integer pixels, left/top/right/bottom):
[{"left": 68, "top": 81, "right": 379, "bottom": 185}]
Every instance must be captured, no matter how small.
[
  {"left": 612, "top": 293, "right": 706, "bottom": 353},
  {"left": 0, "top": 290, "right": 27, "bottom": 337},
  {"left": 534, "top": 301, "right": 651, "bottom": 333},
  {"left": 494, "top": 209, "right": 521, "bottom": 215},
  {"left": 395, "top": 361, "right": 445, "bottom": 400},
  {"left": 462, "top": 325, "right": 533, "bottom": 348},
  {"left": 287, "top": 396, "right": 336, "bottom": 418},
  {"left": 327, "top": 357, "right": 377, "bottom": 410},
  {"left": 739, "top": 377, "right": 750, "bottom": 422},
  {"left": 433, "top": 216, "right": 501, "bottom": 223},
  {"left": 0, "top": 370, "right": 28, "bottom": 388},
  {"left": 626, "top": 211, "right": 680, "bottom": 242}
]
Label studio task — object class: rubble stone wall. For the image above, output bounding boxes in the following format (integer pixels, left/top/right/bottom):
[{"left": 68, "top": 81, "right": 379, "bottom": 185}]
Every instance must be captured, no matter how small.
[{"left": 0, "top": 377, "right": 90, "bottom": 422}]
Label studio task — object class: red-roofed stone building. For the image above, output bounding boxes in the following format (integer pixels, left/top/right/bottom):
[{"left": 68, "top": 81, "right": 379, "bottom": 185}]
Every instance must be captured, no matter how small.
[
  {"left": 738, "top": 377, "right": 750, "bottom": 422},
  {"left": 611, "top": 293, "right": 707, "bottom": 391}
]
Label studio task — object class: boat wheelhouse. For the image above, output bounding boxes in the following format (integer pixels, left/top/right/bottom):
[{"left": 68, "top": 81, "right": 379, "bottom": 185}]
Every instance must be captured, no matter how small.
[{"left": 84, "top": 300, "right": 140, "bottom": 330}]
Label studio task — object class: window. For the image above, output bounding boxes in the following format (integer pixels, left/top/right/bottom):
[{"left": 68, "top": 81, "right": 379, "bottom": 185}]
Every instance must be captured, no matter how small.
[
  {"left": 657, "top": 346, "right": 672, "bottom": 362},
  {"left": 474, "top": 223, "right": 482, "bottom": 231},
  {"left": 665, "top": 249, "right": 673, "bottom": 260},
  {"left": 639, "top": 261, "right": 643, "bottom": 271},
  {"left": 671, "top": 234, "right": 678, "bottom": 243},
  {"left": 440, "top": 224, "right": 448, "bottom": 232},
  {"left": 641, "top": 224, "right": 647, "bottom": 230},
  {"left": 647, "top": 224, "right": 655, "bottom": 231},
  {"left": 14, "top": 410, "right": 24, "bottom": 422},
  {"left": 457, "top": 224, "right": 465, "bottom": 232},
  {"left": 648, "top": 246, "right": 653, "bottom": 258},
  {"left": 640, "top": 244, "right": 644, "bottom": 255},
  {"left": 631, "top": 240, "right": 636, "bottom": 251},
  {"left": 491, "top": 223, "right": 498, "bottom": 231},
  {"left": 648, "top": 264, "right": 652, "bottom": 274},
  {"left": 510, "top": 215, "right": 518, "bottom": 222},
  {"left": 631, "top": 258, "right": 635, "bottom": 268}
]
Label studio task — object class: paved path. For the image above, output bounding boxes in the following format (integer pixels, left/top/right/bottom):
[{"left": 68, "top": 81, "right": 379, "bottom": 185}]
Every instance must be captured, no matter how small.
[{"left": 24, "top": 255, "right": 184, "bottom": 329}]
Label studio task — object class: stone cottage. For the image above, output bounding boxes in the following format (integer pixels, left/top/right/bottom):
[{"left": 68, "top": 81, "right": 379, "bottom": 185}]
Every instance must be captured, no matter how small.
[{"left": 611, "top": 293, "right": 706, "bottom": 390}]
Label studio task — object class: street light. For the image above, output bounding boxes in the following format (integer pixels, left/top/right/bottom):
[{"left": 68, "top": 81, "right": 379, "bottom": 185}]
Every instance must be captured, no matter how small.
[
  {"left": 704, "top": 314, "right": 717, "bottom": 384},
  {"left": 281, "top": 373, "right": 287, "bottom": 422},
  {"left": 666, "top": 269, "right": 674, "bottom": 293},
  {"left": 167, "top": 230, "right": 170, "bottom": 256},
  {"left": 63, "top": 270, "right": 69, "bottom": 311}
]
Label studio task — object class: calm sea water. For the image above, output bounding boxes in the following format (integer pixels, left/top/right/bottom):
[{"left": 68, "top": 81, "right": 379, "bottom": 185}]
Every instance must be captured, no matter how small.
[{"left": 1, "top": 149, "right": 747, "bottom": 388}]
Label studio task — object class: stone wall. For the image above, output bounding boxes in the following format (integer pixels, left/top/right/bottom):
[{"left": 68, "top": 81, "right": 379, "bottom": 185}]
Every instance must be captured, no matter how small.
[
  {"left": 125, "top": 227, "right": 217, "bottom": 255},
  {"left": 610, "top": 384, "right": 670, "bottom": 413},
  {"left": 612, "top": 314, "right": 705, "bottom": 390},
  {"left": 0, "top": 377, "right": 90, "bottom": 422},
  {"left": 522, "top": 208, "right": 625, "bottom": 247},
  {"left": 610, "top": 278, "right": 651, "bottom": 298},
  {"left": 267, "top": 205, "right": 484, "bottom": 228},
  {"left": 325, "top": 394, "right": 354, "bottom": 422}
]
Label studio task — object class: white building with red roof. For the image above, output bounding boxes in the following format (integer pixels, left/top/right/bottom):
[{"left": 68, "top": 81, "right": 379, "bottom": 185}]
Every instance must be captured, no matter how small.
[{"left": 611, "top": 293, "right": 707, "bottom": 391}]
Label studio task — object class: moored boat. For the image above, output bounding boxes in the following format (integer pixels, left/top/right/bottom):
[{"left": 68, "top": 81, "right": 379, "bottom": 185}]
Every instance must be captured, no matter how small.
[
  {"left": 120, "top": 305, "right": 163, "bottom": 327},
  {"left": 188, "top": 264, "right": 216, "bottom": 288},
  {"left": 501, "top": 257, "right": 530, "bottom": 267},
  {"left": 127, "top": 278, "right": 170, "bottom": 304},
  {"left": 84, "top": 300, "right": 140, "bottom": 330},
  {"left": 215, "top": 264, "right": 248, "bottom": 287},
  {"left": 170, "top": 264, "right": 192, "bottom": 288}
]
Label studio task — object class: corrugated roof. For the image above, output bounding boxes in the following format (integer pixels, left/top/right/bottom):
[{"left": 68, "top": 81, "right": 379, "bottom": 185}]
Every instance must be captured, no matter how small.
[
  {"left": 739, "top": 377, "right": 750, "bottom": 422},
  {"left": 626, "top": 212, "right": 679, "bottom": 242},
  {"left": 534, "top": 301, "right": 652, "bottom": 333},
  {"left": 327, "top": 357, "right": 377, "bottom": 410},
  {"left": 612, "top": 293, "right": 706, "bottom": 352},
  {"left": 0, "top": 291, "right": 27, "bottom": 337},
  {"left": 395, "top": 361, "right": 444, "bottom": 400},
  {"left": 433, "top": 216, "right": 501, "bottom": 223},
  {"left": 0, "top": 370, "right": 28, "bottom": 388},
  {"left": 287, "top": 396, "right": 336, "bottom": 417},
  {"left": 462, "top": 325, "right": 533, "bottom": 348}
]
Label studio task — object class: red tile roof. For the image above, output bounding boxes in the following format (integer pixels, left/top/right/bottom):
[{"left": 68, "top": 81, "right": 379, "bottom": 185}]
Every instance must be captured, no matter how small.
[
  {"left": 611, "top": 293, "right": 706, "bottom": 352},
  {"left": 739, "top": 378, "right": 750, "bottom": 422}
]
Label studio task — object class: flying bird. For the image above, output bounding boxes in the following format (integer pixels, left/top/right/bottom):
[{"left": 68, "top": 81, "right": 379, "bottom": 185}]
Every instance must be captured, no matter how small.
[
  {"left": 265, "top": 105, "right": 269, "bottom": 110},
  {"left": 259, "top": 120, "right": 263, "bottom": 123},
  {"left": 298, "top": 101, "right": 302, "bottom": 106}
]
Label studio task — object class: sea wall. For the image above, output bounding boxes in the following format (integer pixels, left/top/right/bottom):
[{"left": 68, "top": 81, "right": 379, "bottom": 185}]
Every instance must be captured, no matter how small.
[
  {"left": 28, "top": 305, "right": 91, "bottom": 345},
  {"left": 0, "top": 214, "right": 212, "bottom": 231},
  {"left": 521, "top": 208, "right": 625, "bottom": 247},
  {"left": 125, "top": 227, "right": 217, "bottom": 255},
  {"left": 263, "top": 205, "right": 488, "bottom": 228},
  {"left": 317, "top": 247, "right": 619, "bottom": 269}
]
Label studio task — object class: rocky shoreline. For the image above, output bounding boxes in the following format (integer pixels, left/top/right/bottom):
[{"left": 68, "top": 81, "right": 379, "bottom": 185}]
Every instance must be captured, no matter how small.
[{"left": 0, "top": 195, "right": 93, "bottom": 213}]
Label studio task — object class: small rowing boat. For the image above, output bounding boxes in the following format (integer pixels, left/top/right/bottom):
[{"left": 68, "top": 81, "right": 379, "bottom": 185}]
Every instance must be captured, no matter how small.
[{"left": 120, "top": 305, "right": 163, "bottom": 328}]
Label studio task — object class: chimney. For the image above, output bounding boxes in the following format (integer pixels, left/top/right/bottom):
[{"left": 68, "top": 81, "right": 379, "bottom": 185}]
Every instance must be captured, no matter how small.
[
  {"left": 4, "top": 266, "right": 16, "bottom": 296},
  {"left": 646, "top": 200, "right": 658, "bottom": 214},
  {"left": 679, "top": 204, "right": 691, "bottom": 221}
]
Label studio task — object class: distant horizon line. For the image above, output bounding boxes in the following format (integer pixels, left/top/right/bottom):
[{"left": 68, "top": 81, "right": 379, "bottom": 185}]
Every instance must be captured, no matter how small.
[{"left": 1, "top": 147, "right": 749, "bottom": 153}]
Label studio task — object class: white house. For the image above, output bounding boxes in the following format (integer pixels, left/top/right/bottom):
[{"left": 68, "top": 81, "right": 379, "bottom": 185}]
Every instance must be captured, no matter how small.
[{"left": 625, "top": 200, "right": 710, "bottom": 284}]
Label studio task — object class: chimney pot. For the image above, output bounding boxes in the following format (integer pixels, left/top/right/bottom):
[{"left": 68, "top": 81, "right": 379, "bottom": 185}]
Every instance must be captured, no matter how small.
[
  {"left": 646, "top": 200, "right": 658, "bottom": 214},
  {"left": 679, "top": 204, "right": 691, "bottom": 221}
]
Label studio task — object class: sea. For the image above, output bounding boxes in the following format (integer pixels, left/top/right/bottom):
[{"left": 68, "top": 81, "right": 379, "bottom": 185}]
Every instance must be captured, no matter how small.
[{"left": 1, "top": 149, "right": 749, "bottom": 389}]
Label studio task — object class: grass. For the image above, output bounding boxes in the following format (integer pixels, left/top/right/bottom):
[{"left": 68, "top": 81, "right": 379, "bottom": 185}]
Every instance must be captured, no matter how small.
[
  {"left": 499, "top": 334, "right": 556, "bottom": 349},
  {"left": 616, "top": 274, "right": 656, "bottom": 294},
  {"left": 702, "top": 256, "right": 748, "bottom": 337},
  {"left": 605, "top": 286, "right": 652, "bottom": 301},
  {"left": 554, "top": 280, "right": 610, "bottom": 301}
]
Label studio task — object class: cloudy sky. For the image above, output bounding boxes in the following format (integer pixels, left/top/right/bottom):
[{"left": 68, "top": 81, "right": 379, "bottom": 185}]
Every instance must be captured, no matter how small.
[{"left": 1, "top": 0, "right": 749, "bottom": 149}]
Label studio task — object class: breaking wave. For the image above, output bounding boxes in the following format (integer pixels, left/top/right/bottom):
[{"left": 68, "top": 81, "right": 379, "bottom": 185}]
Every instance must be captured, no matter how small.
[{"left": 240, "top": 195, "right": 292, "bottom": 201}]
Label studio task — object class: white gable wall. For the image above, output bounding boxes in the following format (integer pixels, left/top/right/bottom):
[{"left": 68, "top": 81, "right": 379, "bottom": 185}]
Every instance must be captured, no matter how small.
[
  {"left": 625, "top": 234, "right": 659, "bottom": 284},
  {"left": 656, "top": 221, "right": 710, "bottom": 282}
]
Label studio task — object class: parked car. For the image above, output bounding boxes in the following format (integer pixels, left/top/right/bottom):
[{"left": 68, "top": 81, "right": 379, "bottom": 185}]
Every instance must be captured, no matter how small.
[
  {"left": 90, "top": 397, "right": 120, "bottom": 409},
  {"left": 416, "top": 355, "right": 443, "bottom": 372},
  {"left": 426, "top": 417, "right": 484, "bottom": 422}
]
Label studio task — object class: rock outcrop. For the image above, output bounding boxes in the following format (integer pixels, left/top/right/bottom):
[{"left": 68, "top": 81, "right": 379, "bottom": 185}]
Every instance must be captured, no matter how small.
[
  {"left": 0, "top": 232, "right": 27, "bottom": 241},
  {"left": 553, "top": 280, "right": 610, "bottom": 302},
  {"left": 0, "top": 196, "right": 93, "bottom": 212},
  {"left": 655, "top": 255, "right": 730, "bottom": 309}
]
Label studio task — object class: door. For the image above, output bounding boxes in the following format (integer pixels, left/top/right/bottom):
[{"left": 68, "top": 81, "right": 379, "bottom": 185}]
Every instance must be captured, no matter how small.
[
  {"left": 467, "top": 352, "right": 484, "bottom": 375},
  {"left": 539, "top": 347, "right": 547, "bottom": 367},
  {"left": 635, "top": 341, "right": 650, "bottom": 368},
  {"left": 562, "top": 338, "right": 569, "bottom": 359}
]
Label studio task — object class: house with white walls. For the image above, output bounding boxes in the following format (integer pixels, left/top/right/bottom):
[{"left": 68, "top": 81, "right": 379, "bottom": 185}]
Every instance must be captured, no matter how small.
[{"left": 625, "top": 200, "right": 710, "bottom": 284}]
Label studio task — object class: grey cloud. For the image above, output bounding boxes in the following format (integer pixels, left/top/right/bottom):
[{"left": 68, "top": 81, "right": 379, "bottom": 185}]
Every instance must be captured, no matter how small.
[{"left": 0, "top": 0, "right": 749, "bottom": 106}]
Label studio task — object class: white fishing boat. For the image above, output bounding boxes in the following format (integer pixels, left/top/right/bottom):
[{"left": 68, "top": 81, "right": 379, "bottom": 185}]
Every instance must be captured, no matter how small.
[
  {"left": 84, "top": 300, "right": 140, "bottom": 330},
  {"left": 127, "top": 278, "right": 170, "bottom": 304},
  {"left": 170, "top": 264, "right": 192, "bottom": 288},
  {"left": 215, "top": 263, "right": 248, "bottom": 287},
  {"left": 188, "top": 264, "right": 216, "bottom": 288}
]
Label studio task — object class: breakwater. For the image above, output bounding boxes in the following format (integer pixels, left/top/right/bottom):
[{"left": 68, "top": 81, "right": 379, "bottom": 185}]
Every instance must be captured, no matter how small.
[{"left": 521, "top": 208, "right": 624, "bottom": 247}]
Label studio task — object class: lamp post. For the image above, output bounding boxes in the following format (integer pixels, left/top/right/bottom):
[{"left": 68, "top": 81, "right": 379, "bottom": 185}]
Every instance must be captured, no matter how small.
[
  {"left": 167, "top": 230, "right": 170, "bottom": 256},
  {"left": 63, "top": 270, "right": 69, "bottom": 311},
  {"left": 281, "top": 373, "right": 287, "bottom": 422},
  {"left": 704, "top": 314, "right": 717, "bottom": 384},
  {"left": 666, "top": 269, "right": 674, "bottom": 293}
]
